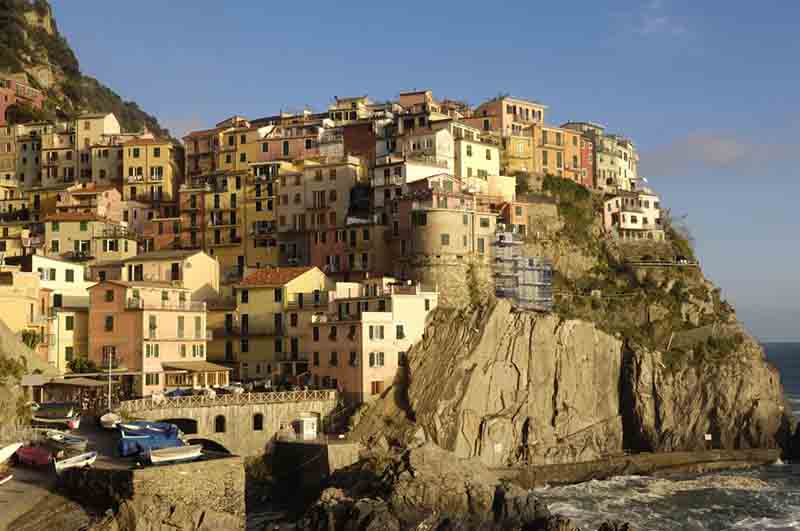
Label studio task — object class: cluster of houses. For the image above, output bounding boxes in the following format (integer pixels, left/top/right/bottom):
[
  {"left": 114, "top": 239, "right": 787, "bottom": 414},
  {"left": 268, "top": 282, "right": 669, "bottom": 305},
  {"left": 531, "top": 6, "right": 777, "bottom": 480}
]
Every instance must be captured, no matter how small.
[{"left": 0, "top": 86, "right": 666, "bottom": 404}]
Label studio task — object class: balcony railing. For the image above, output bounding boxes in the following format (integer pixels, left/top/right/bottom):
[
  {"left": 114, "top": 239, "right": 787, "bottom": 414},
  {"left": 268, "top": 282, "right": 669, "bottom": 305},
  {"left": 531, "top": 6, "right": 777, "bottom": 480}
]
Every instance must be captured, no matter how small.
[
  {"left": 276, "top": 352, "right": 310, "bottom": 362},
  {"left": 126, "top": 298, "right": 206, "bottom": 311}
]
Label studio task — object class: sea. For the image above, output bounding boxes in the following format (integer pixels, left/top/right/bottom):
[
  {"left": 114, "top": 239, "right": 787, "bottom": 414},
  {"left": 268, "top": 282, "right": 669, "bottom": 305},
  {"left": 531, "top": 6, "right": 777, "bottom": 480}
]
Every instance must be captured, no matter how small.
[{"left": 533, "top": 342, "right": 800, "bottom": 530}]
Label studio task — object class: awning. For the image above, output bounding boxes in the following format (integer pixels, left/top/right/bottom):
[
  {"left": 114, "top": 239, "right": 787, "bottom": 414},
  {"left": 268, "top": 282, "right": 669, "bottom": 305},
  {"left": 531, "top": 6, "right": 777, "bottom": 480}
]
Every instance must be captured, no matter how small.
[
  {"left": 20, "top": 374, "right": 48, "bottom": 386},
  {"left": 161, "top": 361, "right": 233, "bottom": 373},
  {"left": 45, "top": 377, "right": 114, "bottom": 388}
]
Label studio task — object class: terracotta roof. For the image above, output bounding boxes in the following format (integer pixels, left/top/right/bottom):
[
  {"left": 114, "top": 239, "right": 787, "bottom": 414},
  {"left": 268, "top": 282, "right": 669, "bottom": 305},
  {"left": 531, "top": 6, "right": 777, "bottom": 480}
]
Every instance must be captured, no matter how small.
[
  {"left": 238, "top": 266, "right": 315, "bottom": 287},
  {"left": 183, "top": 128, "right": 220, "bottom": 139},
  {"left": 88, "top": 279, "right": 190, "bottom": 290}
]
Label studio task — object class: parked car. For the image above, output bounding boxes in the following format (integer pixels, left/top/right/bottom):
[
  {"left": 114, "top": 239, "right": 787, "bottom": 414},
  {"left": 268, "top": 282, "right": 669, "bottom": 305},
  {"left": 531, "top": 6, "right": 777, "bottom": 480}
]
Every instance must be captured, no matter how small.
[{"left": 14, "top": 444, "right": 58, "bottom": 467}]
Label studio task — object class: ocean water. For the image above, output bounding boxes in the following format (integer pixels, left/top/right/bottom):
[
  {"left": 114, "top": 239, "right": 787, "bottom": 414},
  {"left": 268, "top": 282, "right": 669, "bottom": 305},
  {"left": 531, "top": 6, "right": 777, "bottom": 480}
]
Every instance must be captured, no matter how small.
[{"left": 533, "top": 342, "right": 800, "bottom": 531}]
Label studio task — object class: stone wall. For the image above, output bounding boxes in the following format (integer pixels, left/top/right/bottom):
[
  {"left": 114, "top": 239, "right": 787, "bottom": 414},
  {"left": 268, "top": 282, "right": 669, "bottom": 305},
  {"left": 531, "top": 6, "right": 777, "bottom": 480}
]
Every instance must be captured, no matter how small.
[
  {"left": 133, "top": 397, "right": 339, "bottom": 456},
  {"left": 271, "top": 440, "right": 361, "bottom": 505},
  {"left": 400, "top": 255, "right": 494, "bottom": 308},
  {"left": 61, "top": 456, "right": 245, "bottom": 530}
]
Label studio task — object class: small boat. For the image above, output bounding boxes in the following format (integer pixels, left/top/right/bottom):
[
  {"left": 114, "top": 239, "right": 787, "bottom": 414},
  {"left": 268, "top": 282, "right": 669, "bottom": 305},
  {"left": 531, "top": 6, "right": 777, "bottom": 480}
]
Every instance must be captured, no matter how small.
[
  {"left": 147, "top": 444, "right": 202, "bottom": 465},
  {"left": 0, "top": 474, "right": 12, "bottom": 486},
  {"left": 45, "top": 430, "right": 88, "bottom": 452},
  {"left": 0, "top": 443, "right": 23, "bottom": 465},
  {"left": 100, "top": 412, "right": 121, "bottom": 430},
  {"left": 53, "top": 451, "right": 97, "bottom": 475}
]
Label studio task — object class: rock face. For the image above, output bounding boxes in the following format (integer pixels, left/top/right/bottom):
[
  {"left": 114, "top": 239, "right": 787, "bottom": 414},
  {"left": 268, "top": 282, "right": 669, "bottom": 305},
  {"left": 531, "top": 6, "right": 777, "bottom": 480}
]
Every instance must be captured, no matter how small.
[
  {"left": 89, "top": 495, "right": 242, "bottom": 531},
  {"left": 301, "top": 443, "right": 630, "bottom": 531},
  {"left": 622, "top": 331, "right": 791, "bottom": 452},
  {"left": 352, "top": 300, "right": 792, "bottom": 467}
]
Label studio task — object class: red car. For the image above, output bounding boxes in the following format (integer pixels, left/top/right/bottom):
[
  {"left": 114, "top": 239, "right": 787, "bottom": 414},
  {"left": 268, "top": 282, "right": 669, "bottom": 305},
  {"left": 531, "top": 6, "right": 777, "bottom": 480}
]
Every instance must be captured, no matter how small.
[{"left": 14, "top": 445, "right": 55, "bottom": 467}]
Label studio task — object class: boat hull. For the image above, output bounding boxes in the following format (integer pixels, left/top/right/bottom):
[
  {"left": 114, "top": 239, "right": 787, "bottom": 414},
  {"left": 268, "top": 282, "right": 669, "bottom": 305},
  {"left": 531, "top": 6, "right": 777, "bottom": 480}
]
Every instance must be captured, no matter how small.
[
  {"left": 0, "top": 443, "right": 22, "bottom": 465},
  {"left": 54, "top": 451, "right": 97, "bottom": 475},
  {"left": 147, "top": 444, "right": 203, "bottom": 465}
]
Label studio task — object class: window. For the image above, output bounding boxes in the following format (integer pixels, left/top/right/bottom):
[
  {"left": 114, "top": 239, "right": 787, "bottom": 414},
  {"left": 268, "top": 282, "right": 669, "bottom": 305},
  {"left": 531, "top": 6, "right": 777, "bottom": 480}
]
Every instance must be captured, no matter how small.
[
  {"left": 542, "top": 150, "right": 549, "bottom": 166},
  {"left": 51, "top": 221, "right": 59, "bottom": 232},
  {"left": 313, "top": 326, "right": 320, "bottom": 341},
  {"left": 65, "top": 315, "right": 74, "bottom": 331},
  {"left": 195, "top": 316, "right": 202, "bottom": 339},
  {"left": 396, "top": 325, "right": 405, "bottom": 339},
  {"left": 104, "top": 315, "right": 114, "bottom": 331},
  {"left": 149, "top": 315, "right": 157, "bottom": 338},
  {"left": 153, "top": 147, "right": 161, "bottom": 157},
  {"left": 241, "top": 289, "right": 249, "bottom": 303},
  {"left": 479, "top": 217, "right": 490, "bottom": 228},
  {"left": 290, "top": 313, "right": 298, "bottom": 327},
  {"left": 214, "top": 415, "right": 226, "bottom": 433},
  {"left": 105, "top": 290, "right": 114, "bottom": 302},
  {"left": 145, "top": 373, "right": 160, "bottom": 386},
  {"left": 313, "top": 351, "right": 320, "bottom": 367},
  {"left": 466, "top": 145, "right": 472, "bottom": 157},
  {"left": 399, "top": 351, "right": 408, "bottom": 367},
  {"left": 440, "top": 233, "right": 450, "bottom": 246},
  {"left": 369, "top": 351, "right": 385, "bottom": 367},
  {"left": 329, "top": 351, "right": 338, "bottom": 367},
  {"left": 477, "top": 238, "right": 485, "bottom": 254},
  {"left": 486, "top": 149, "right": 492, "bottom": 160},
  {"left": 65, "top": 347, "right": 74, "bottom": 361},
  {"left": 145, "top": 343, "right": 160, "bottom": 358},
  {"left": 65, "top": 269, "right": 75, "bottom": 283},
  {"left": 349, "top": 351, "right": 358, "bottom": 366},
  {"left": 274, "top": 288, "right": 282, "bottom": 302},
  {"left": 50, "top": 240, "right": 59, "bottom": 253},
  {"left": 368, "top": 325, "right": 384, "bottom": 340},
  {"left": 177, "top": 316, "right": 185, "bottom": 338},
  {"left": 180, "top": 344, "right": 187, "bottom": 358},
  {"left": 253, "top": 414, "right": 263, "bottom": 431},
  {"left": 241, "top": 339, "right": 249, "bottom": 353},
  {"left": 425, "top": 299, "right": 431, "bottom": 311},
  {"left": 79, "top": 221, "right": 88, "bottom": 231},
  {"left": 241, "top": 314, "right": 249, "bottom": 335}
]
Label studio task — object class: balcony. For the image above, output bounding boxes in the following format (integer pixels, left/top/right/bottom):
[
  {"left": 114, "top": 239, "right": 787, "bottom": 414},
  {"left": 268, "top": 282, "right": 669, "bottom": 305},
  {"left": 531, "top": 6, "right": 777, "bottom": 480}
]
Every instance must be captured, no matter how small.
[
  {"left": 127, "top": 175, "right": 144, "bottom": 183},
  {"left": 125, "top": 298, "right": 206, "bottom": 312},
  {"left": 276, "top": 352, "right": 309, "bottom": 362}
]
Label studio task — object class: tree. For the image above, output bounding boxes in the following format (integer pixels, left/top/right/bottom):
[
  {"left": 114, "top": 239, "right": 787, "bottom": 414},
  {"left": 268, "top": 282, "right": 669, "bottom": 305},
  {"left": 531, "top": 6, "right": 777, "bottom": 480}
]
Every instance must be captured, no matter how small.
[{"left": 20, "top": 330, "right": 41, "bottom": 351}]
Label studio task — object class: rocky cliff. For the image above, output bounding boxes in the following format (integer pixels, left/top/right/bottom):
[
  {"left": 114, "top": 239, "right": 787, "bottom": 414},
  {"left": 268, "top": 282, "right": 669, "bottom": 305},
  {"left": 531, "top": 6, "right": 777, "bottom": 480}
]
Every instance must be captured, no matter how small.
[
  {"left": 350, "top": 176, "right": 793, "bottom": 467},
  {"left": 0, "top": 0, "right": 168, "bottom": 135}
]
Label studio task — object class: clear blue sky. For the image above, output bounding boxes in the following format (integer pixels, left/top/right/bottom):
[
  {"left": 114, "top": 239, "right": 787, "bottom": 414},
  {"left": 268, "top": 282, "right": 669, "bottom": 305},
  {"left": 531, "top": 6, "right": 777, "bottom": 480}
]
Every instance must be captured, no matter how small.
[{"left": 51, "top": 0, "right": 800, "bottom": 340}]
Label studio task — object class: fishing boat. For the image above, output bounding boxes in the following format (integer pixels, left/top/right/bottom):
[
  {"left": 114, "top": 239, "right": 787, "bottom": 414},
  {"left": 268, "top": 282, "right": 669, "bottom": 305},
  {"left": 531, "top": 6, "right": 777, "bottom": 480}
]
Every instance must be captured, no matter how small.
[
  {"left": 53, "top": 451, "right": 97, "bottom": 474},
  {"left": 117, "top": 422, "right": 182, "bottom": 457},
  {"left": 0, "top": 474, "right": 12, "bottom": 486},
  {"left": 100, "top": 412, "right": 121, "bottom": 430},
  {"left": 0, "top": 443, "right": 22, "bottom": 465},
  {"left": 146, "top": 444, "right": 202, "bottom": 465},
  {"left": 31, "top": 402, "right": 81, "bottom": 430},
  {"left": 45, "top": 430, "right": 88, "bottom": 452}
]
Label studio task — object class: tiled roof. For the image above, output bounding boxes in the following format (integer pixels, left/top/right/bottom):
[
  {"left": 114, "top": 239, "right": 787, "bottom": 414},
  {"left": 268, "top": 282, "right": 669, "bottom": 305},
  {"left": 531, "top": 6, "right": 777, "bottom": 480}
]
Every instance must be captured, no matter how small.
[
  {"left": 43, "top": 212, "right": 108, "bottom": 222},
  {"left": 238, "top": 266, "right": 315, "bottom": 287},
  {"left": 89, "top": 280, "right": 190, "bottom": 290}
]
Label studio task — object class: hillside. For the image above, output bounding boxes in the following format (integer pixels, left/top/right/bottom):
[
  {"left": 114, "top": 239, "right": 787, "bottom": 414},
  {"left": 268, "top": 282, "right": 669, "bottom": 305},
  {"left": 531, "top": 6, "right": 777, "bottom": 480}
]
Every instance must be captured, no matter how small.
[
  {"left": 349, "top": 176, "right": 794, "bottom": 466},
  {"left": 0, "top": 0, "right": 167, "bottom": 135}
]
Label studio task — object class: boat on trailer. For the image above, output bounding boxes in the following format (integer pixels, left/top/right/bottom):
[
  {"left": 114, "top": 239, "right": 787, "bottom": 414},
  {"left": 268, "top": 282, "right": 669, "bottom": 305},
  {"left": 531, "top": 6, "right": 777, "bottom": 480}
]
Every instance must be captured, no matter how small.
[
  {"left": 146, "top": 444, "right": 203, "bottom": 465},
  {"left": 53, "top": 451, "right": 97, "bottom": 475}
]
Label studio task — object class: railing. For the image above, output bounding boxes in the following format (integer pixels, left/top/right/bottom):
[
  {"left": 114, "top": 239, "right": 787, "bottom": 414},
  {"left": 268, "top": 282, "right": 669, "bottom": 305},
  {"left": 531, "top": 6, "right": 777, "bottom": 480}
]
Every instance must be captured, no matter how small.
[
  {"left": 126, "top": 298, "right": 207, "bottom": 311},
  {"left": 277, "top": 352, "right": 310, "bottom": 362},
  {"left": 118, "top": 389, "right": 338, "bottom": 414}
]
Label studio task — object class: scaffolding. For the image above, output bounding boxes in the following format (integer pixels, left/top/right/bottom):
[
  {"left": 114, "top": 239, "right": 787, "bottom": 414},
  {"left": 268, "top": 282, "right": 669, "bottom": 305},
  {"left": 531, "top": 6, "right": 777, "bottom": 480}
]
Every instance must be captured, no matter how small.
[{"left": 493, "top": 232, "right": 553, "bottom": 311}]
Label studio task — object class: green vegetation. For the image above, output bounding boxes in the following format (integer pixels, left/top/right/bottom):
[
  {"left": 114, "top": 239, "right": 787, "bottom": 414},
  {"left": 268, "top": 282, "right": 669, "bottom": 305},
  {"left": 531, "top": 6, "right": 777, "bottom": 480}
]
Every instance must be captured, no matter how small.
[
  {"left": 0, "top": 0, "right": 169, "bottom": 136},
  {"left": 20, "top": 330, "right": 41, "bottom": 351},
  {"left": 68, "top": 356, "right": 98, "bottom": 373},
  {"left": 0, "top": 354, "right": 24, "bottom": 382},
  {"left": 542, "top": 175, "right": 599, "bottom": 248}
]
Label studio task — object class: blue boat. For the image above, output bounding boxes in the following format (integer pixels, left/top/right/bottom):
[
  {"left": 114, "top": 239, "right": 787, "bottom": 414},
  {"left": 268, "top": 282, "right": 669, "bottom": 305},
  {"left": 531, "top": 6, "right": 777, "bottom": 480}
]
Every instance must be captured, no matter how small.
[{"left": 117, "top": 421, "right": 182, "bottom": 457}]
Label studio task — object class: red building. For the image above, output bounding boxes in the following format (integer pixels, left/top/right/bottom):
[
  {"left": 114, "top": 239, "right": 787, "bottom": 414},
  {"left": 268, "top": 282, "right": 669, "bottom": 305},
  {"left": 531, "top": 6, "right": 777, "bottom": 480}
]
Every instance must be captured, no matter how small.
[{"left": 0, "top": 76, "right": 45, "bottom": 126}]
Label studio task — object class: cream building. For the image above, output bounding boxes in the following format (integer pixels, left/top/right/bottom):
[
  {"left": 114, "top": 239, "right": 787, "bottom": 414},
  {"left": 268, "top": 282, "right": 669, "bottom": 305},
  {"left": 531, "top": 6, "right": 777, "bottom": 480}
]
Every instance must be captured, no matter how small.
[
  {"left": 309, "top": 277, "right": 438, "bottom": 403},
  {"left": 120, "top": 249, "right": 219, "bottom": 301},
  {"left": 603, "top": 188, "right": 663, "bottom": 241}
]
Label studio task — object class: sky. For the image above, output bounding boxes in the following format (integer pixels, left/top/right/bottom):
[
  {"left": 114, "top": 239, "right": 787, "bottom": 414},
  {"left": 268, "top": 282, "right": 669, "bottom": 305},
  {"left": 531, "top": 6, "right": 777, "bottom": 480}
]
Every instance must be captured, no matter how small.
[{"left": 50, "top": 0, "right": 800, "bottom": 340}]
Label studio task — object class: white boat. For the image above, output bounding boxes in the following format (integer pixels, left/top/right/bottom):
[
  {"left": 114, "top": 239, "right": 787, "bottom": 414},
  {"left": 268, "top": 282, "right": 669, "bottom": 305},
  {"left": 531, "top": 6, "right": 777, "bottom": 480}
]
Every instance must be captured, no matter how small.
[
  {"left": 100, "top": 412, "right": 121, "bottom": 430},
  {"left": 45, "top": 430, "right": 88, "bottom": 451},
  {"left": 0, "top": 474, "right": 12, "bottom": 486},
  {"left": 53, "top": 451, "right": 97, "bottom": 475},
  {"left": 147, "top": 444, "right": 203, "bottom": 465},
  {"left": 0, "top": 443, "right": 22, "bottom": 465}
]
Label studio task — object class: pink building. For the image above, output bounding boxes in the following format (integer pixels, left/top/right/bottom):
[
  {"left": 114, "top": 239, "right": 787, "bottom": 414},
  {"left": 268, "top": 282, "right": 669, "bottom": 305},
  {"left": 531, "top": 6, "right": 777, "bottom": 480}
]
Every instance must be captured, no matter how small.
[
  {"left": 308, "top": 223, "right": 392, "bottom": 281},
  {"left": 0, "top": 76, "right": 45, "bottom": 126},
  {"left": 88, "top": 280, "right": 226, "bottom": 397},
  {"left": 56, "top": 184, "right": 123, "bottom": 221},
  {"left": 308, "top": 277, "right": 438, "bottom": 404}
]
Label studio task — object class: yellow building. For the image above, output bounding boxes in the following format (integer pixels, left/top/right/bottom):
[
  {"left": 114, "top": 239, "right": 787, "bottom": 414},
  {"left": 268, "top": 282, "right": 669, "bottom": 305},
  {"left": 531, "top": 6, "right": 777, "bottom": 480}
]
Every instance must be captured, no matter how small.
[
  {"left": 40, "top": 129, "right": 76, "bottom": 187},
  {"left": 224, "top": 266, "right": 331, "bottom": 382},
  {"left": 122, "top": 138, "right": 182, "bottom": 208},
  {"left": 43, "top": 213, "right": 138, "bottom": 263},
  {"left": 74, "top": 113, "right": 122, "bottom": 181},
  {"left": 0, "top": 125, "right": 17, "bottom": 184},
  {"left": 537, "top": 125, "right": 581, "bottom": 181}
]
